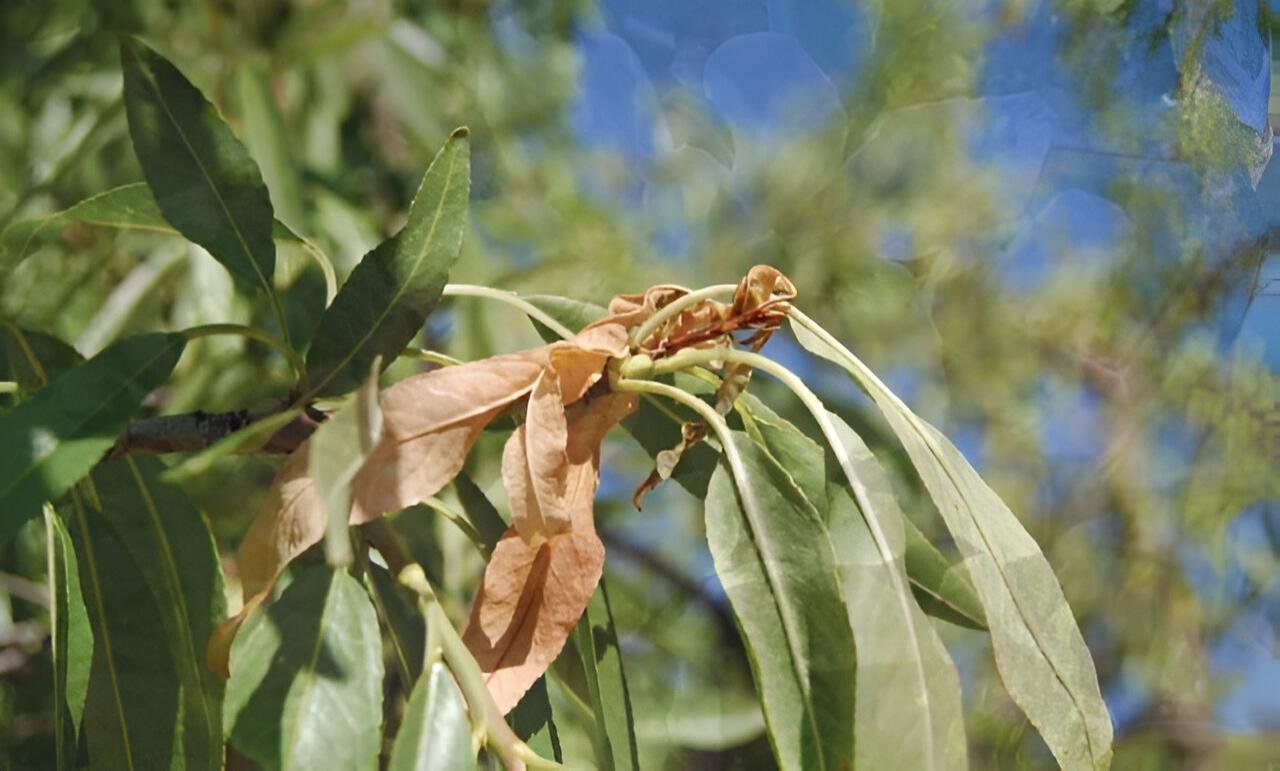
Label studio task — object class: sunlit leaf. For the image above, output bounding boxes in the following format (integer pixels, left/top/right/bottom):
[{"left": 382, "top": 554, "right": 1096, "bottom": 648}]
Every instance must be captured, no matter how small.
[
  {"left": 0, "top": 184, "right": 170, "bottom": 272},
  {"left": 704, "top": 432, "right": 856, "bottom": 771},
  {"left": 0, "top": 332, "right": 185, "bottom": 539},
  {"left": 121, "top": 39, "right": 278, "bottom": 300},
  {"left": 225, "top": 565, "right": 384, "bottom": 771},
  {"left": 44, "top": 505, "right": 92, "bottom": 768},
  {"left": 388, "top": 662, "right": 476, "bottom": 771},
  {"left": 792, "top": 318, "right": 1114, "bottom": 770},
  {"left": 303, "top": 128, "right": 471, "bottom": 397}
]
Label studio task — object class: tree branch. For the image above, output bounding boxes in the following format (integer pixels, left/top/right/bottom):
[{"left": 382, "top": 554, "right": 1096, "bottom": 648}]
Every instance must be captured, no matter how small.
[{"left": 106, "top": 406, "right": 322, "bottom": 459}]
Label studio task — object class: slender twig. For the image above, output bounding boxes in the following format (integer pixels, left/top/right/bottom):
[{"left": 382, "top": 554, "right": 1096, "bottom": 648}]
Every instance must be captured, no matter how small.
[
  {"left": 397, "top": 565, "right": 561, "bottom": 770},
  {"left": 443, "top": 284, "right": 575, "bottom": 340},
  {"left": 106, "top": 405, "right": 320, "bottom": 459}
]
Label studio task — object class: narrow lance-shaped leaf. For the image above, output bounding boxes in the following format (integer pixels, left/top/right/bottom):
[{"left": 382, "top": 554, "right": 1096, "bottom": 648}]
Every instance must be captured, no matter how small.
[
  {"left": 1, "top": 182, "right": 323, "bottom": 275},
  {"left": 66, "top": 486, "right": 184, "bottom": 770},
  {"left": 0, "top": 324, "right": 83, "bottom": 392},
  {"left": 737, "top": 393, "right": 986, "bottom": 631},
  {"left": 304, "top": 128, "right": 471, "bottom": 397},
  {"left": 311, "top": 359, "right": 384, "bottom": 565},
  {"left": 791, "top": 317, "right": 1114, "bottom": 770},
  {"left": 704, "top": 432, "right": 857, "bottom": 771},
  {"left": 44, "top": 505, "right": 92, "bottom": 768},
  {"left": 69, "top": 458, "right": 226, "bottom": 770},
  {"left": 225, "top": 565, "right": 384, "bottom": 771},
  {"left": 388, "top": 662, "right": 476, "bottom": 771},
  {"left": 820, "top": 416, "right": 967, "bottom": 770},
  {"left": 570, "top": 579, "right": 640, "bottom": 771},
  {"left": 121, "top": 39, "right": 278, "bottom": 300},
  {"left": 1, "top": 184, "right": 171, "bottom": 271},
  {"left": 739, "top": 397, "right": 967, "bottom": 769},
  {"left": 0, "top": 331, "right": 186, "bottom": 539}
]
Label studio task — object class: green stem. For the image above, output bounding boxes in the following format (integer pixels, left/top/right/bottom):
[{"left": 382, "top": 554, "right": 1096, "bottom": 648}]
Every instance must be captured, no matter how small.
[
  {"left": 421, "top": 496, "right": 490, "bottom": 557},
  {"left": 0, "top": 381, "right": 17, "bottom": 394},
  {"left": 400, "top": 347, "right": 463, "bottom": 367},
  {"left": 295, "top": 236, "right": 338, "bottom": 304},
  {"left": 182, "top": 323, "right": 304, "bottom": 382},
  {"left": 443, "top": 284, "right": 575, "bottom": 340},
  {"left": 398, "top": 565, "right": 561, "bottom": 770},
  {"left": 628, "top": 284, "right": 735, "bottom": 348}
]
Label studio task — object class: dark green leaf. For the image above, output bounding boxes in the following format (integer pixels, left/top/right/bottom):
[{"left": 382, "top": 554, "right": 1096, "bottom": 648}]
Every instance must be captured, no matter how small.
[
  {"left": 225, "top": 565, "right": 384, "bottom": 771},
  {"left": 704, "top": 432, "right": 856, "bottom": 771},
  {"left": 451, "top": 472, "right": 510, "bottom": 551},
  {"left": 903, "top": 516, "right": 987, "bottom": 631},
  {"left": 66, "top": 456, "right": 226, "bottom": 770},
  {"left": 0, "top": 332, "right": 185, "bottom": 539},
  {"left": 44, "top": 506, "right": 92, "bottom": 768},
  {"left": 571, "top": 579, "right": 639, "bottom": 771},
  {"left": 0, "top": 324, "right": 83, "bottom": 393},
  {"left": 303, "top": 128, "right": 470, "bottom": 397},
  {"left": 366, "top": 563, "right": 426, "bottom": 688},
  {"left": 508, "top": 678, "right": 562, "bottom": 762},
  {"left": 121, "top": 38, "right": 278, "bottom": 297},
  {"left": 792, "top": 319, "right": 1114, "bottom": 770},
  {"left": 387, "top": 662, "right": 475, "bottom": 771}
]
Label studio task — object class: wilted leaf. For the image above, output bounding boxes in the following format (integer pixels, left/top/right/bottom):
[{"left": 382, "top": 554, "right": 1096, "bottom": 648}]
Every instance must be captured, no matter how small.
[
  {"left": 0, "top": 332, "right": 185, "bottom": 539},
  {"left": 225, "top": 566, "right": 384, "bottom": 771},
  {"left": 704, "top": 433, "right": 856, "bottom": 771},
  {"left": 303, "top": 128, "right": 470, "bottom": 397},
  {"left": 388, "top": 662, "right": 476, "bottom": 771},
  {"left": 121, "top": 39, "right": 278, "bottom": 299},
  {"left": 792, "top": 317, "right": 1114, "bottom": 770},
  {"left": 44, "top": 506, "right": 92, "bottom": 768},
  {"left": 463, "top": 391, "right": 636, "bottom": 714}
]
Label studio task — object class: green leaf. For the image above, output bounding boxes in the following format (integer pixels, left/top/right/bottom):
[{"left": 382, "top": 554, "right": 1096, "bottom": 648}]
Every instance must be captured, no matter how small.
[
  {"left": 387, "top": 662, "right": 475, "bottom": 771},
  {"left": 66, "top": 456, "right": 226, "bottom": 770},
  {"left": 0, "top": 324, "right": 83, "bottom": 393},
  {"left": 507, "top": 678, "right": 562, "bottom": 762},
  {"left": 310, "top": 360, "right": 383, "bottom": 566},
  {"left": 570, "top": 580, "right": 639, "bottom": 771},
  {"left": 225, "top": 565, "right": 385, "bottom": 771},
  {"left": 121, "top": 39, "right": 278, "bottom": 300},
  {"left": 903, "top": 515, "right": 987, "bottom": 631},
  {"left": 366, "top": 563, "right": 426, "bottom": 688},
  {"left": 44, "top": 505, "right": 92, "bottom": 768},
  {"left": 737, "top": 394, "right": 986, "bottom": 630},
  {"left": 521, "top": 294, "right": 607, "bottom": 342},
  {"left": 704, "top": 432, "right": 856, "bottom": 771},
  {"left": 0, "top": 182, "right": 320, "bottom": 276},
  {"left": 0, "top": 332, "right": 185, "bottom": 539},
  {"left": 303, "top": 128, "right": 471, "bottom": 397},
  {"left": 235, "top": 63, "right": 306, "bottom": 229},
  {"left": 451, "top": 472, "right": 511, "bottom": 551},
  {"left": 741, "top": 398, "right": 967, "bottom": 769},
  {"left": 0, "top": 184, "right": 170, "bottom": 271},
  {"left": 792, "top": 318, "right": 1114, "bottom": 770},
  {"left": 820, "top": 416, "right": 967, "bottom": 770}
]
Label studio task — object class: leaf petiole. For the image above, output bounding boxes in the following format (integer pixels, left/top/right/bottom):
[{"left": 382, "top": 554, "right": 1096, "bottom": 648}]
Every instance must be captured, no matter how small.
[{"left": 182, "top": 323, "right": 304, "bottom": 382}]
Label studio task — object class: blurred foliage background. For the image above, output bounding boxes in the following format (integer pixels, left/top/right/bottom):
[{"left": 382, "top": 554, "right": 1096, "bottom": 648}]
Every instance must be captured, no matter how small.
[{"left": 1, "top": 0, "right": 1277, "bottom": 767}]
